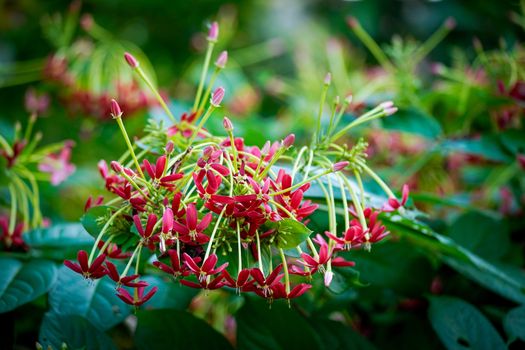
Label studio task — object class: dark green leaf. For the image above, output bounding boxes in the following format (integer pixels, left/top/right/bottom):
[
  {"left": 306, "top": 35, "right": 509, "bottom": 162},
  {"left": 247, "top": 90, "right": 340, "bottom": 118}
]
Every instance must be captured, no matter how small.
[
  {"left": 0, "top": 258, "right": 57, "bottom": 313},
  {"left": 236, "top": 298, "right": 323, "bottom": 350},
  {"left": 428, "top": 296, "right": 506, "bottom": 350},
  {"left": 380, "top": 212, "right": 525, "bottom": 304},
  {"left": 48, "top": 266, "right": 131, "bottom": 330},
  {"left": 448, "top": 212, "right": 510, "bottom": 260},
  {"left": 381, "top": 107, "right": 442, "bottom": 139},
  {"left": 135, "top": 309, "right": 233, "bottom": 350},
  {"left": 504, "top": 305, "right": 525, "bottom": 343},
  {"left": 23, "top": 223, "right": 94, "bottom": 260},
  {"left": 309, "top": 319, "right": 377, "bottom": 350},
  {"left": 39, "top": 312, "right": 116, "bottom": 350},
  {"left": 273, "top": 219, "right": 312, "bottom": 249},
  {"left": 81, "top": 205, "right": 111, "bottom": 238}
]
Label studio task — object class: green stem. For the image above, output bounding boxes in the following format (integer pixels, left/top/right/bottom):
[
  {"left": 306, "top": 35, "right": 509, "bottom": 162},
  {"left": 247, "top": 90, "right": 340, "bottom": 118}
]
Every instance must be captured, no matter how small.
[
  {"left": 135, "top": 67, "right": 176, "bottom": 122},
  {"left": 193, "top": 42, "right": 216, "bottom": 113},
  {"left": 88, "top": 206, "right": 128, "bottom": 264},
  {"left": 279, "top": 248, "right": 290, "bottom": 295},
  {"left": 350, "top": 20, "right": 394, "bottom": 71},
  {"left": 197, "top": 67, "right": 221, "bottom": 115},
  {"left": 8, "top": 184, "right": 18, "bottom": 233},
  {"left": 115, "top": 116, "right": 145, "bottom": 178}
]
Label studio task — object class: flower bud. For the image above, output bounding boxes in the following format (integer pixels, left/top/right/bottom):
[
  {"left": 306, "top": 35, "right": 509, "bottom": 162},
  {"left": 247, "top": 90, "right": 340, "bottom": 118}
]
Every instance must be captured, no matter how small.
[
  {"left": 346, "top": 16, "right": 359, "bottom": 29},
  {"left": 215, "top": 51, "right": 228, "bottom": 69},
  {"left": 110, "top": 161, "right": 123, "bottom": 173},
  {"left": 445, "top": 17, "right": 456, "bottom": 30},
  {"left": 332, "top": 161, "right": 349, "bottom": 172},
  {"left": 210, "top": 87, "right": 225, "bottom": 107},
  {"left": 165, "top": 141, "right": 174, "bottom": 154},
  {"left": 223, "top": 116, "right": 233, "bottom": 132},
  {"left": 384, "top": 107, "right": 398, "bottom": 116},
  {"left": 124, "top": 52, "right": 139, "bottom": 68},
  {"left": 207, "top": 21, "right": 219, "bottom": 42},
  {"left": 324, "top": 72, "right": 332, "bottom": 86},
  {"left": 344, "top": 95, "right": 353, "bottom": 105},
  {"left": 80, "top": 14, "right": 94, "bottom": 31},
  {"left": 110, "top": 99, "right": 122, "bottom": 118},
  {"left": 261, "top": 141, "right": 271, "bottom": 155},
  {"left": 282, "top": 134, "right": 295, "bottom": 148}
]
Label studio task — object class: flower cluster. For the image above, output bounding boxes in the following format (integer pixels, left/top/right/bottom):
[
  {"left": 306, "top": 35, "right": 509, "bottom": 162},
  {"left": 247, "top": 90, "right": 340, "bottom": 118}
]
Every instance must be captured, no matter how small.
[
  {"left": 0, "top": 100, "right": 76, "bottom": 251},
  {"left": 65, "top": 22, "right": 409, "bottom": 306}
]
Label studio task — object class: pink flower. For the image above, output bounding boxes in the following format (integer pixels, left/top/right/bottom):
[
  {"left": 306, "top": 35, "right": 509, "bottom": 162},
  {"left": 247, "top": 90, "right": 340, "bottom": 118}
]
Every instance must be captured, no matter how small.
[
  {"left": 38, "top": 142, "right": 76, "bottom": 185},
  {"left": 382, "top": 184, "right": 409, "bottom": 212}
]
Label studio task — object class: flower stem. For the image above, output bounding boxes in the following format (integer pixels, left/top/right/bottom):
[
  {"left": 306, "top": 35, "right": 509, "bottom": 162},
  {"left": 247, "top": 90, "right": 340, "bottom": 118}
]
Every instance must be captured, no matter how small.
[
  {"left": 88, "top": 206, "right": 128, "bottom": 265},
  {"left": 255, "top": 230, "right": 264, "bottom": 275},
  {"left": 197, "top": 67, "right": 221, "bottom": 115},
  {"left": 115, "top": 116, "right": 145, "bottom": 178},
  {"left": 135, "top": 67, "right": 176, "bottom": 123},
  {"left": 279, "top": 248, "right": 290, "bottom": 295},
  {"left": 193, "top": 42, "right": 216, "bottom": 113}
]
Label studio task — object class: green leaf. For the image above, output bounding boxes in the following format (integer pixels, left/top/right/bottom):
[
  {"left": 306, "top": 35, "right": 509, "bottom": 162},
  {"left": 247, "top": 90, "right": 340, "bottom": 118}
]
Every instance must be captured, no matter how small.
[
  {"left": 309, "top": 319, "right": 377, "bottom": 350},
  {"left": 381, "top": 213, "right": 525, "bottom": 304},
  {"left": 273, "top": 218, "right": 312, "bottom": 249},
  {"left": 381, "top": 107, "right": 442, "bottom": 139},
  {"left": 504, "top": 305, "right": 525, "bottom": 343},
  {"left": 428, "top": 296, "right": 506, "bottom": 350},
  {"left": 0, "top": 258, "right": 57, "bottom": 313},
  {"left": 140, "top": 275, "right": 198, "bottom": 310},
  {"left": 81, "top": 205, "right": 111, "bottom": 238},
  {"left": 48, "top": 266, "right": 131, "bottom": 330},
  {"left": 39, "top": 312, "right": 116, "bottom": 350},
  {"left": 135, "top": 309, "right": 233, "bottom": 350},
  {"left": 23, "top": 223, "right": 94, "bottom": 260},
  {"left": 448, "top": 212, "right": 510, "bottom": 260},
  {"left": 236, "top": 298, "right": 323, "bottom": 350},
  {"left": 441, "top": 136, "right": 511, "bottom": 162}
]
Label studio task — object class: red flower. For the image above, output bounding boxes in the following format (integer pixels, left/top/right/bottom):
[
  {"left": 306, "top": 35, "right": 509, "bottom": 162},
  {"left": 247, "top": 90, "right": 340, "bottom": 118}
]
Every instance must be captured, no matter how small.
[
  {"left": 271, "top": 283, "right": 312, "bottom": 300},
  {"left": 173, "top": 203, "right": 212, "bottom": 245},
  {"left": 133, "top": 214, "right": 159, "bottom": 250},
  {"left": 0, "top": 216, "right": 27, "bottom": 251},
  {"left": 153, "top": 249, "right": 193, "bottom": 278},
  {"left": 106, "top": 261, "right": 148, "bottom": 288},
  {"left": 325, "top": 225, "right": 364, "bottom": 250},
  {"left": 247, "top": 265, "right": 284, "bottom": 298},
  {"left": 143, "top": 155, "right": 183, "bottom": 188},
  {"left": 300, "top": 234, "right": 332, "bottom": 271},
  {"left": 116, "top": 285, "right": 158, "bottom": 306},
  {"left": 183, "top": 253, "right": 228, "bottom": 282},
  {"left": 223, "top": 269, "right": 253, "bottom": 292},
  {"left": 64, "top": 250, "right": 107, "bottom": 279}
]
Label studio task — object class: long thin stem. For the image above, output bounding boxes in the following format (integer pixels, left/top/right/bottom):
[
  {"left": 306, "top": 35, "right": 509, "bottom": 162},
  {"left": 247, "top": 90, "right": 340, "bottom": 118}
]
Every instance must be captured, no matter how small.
[
  {"left": 135, "top": 67, "right": 176, "bottom": 122},
  {"left": 88, "top": 206, "right": 128, "bottom": 264},
  {"left": 279, "top": 248, "right": 290, "bottom": 295},
  {"left": 193, "top": 42, "right": 216, "bottom": 113},
  {"left": 115, "top": 117, "right": 145, "bottom": 178}
]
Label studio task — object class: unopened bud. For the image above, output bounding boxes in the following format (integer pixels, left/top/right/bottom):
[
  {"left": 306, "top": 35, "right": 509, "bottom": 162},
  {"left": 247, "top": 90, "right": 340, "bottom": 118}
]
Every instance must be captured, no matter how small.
[
  {"left": 383, "top": 107, "right": 398, "bottom": 116},
  {"left": 165, "top": 141, "right": 174, "bottom": 154},
  {"left": 344, "top": 95, "right": 353, "bottom": 105},
  {"left": 215, "top": 51, "right": 228, "bottom": 69},
  {"left": 333, "top": 96, "right": 340, "bottom": 106},
  {"left": 379, "top": 101, "right": 394, "bottom": 109},
  {"left": 110, "top": 161, "right": 123, "bottom": 173},
  {"left": 445, "top": 17, "right": 456, "bottom": 30},
  {"left": 261, "top": 141, "right": 271, "bottom": 155},
  {"left": 324, "top": 73, "right": 332, "bottom": 86},
  {"left": 282, "top": 134, "right": 295, "bottom": 148},
  {"left": 346, "top": 16, "right": 359, "bottom": 29},
  {"left": 207, "top": 21, "right": 219, "bottom": 42},
  {"left": 80, "top": 14, "right": 94, "bottom": 31},
  {"left": 332, "top": 161, "right": 349, "bottom": 172},
  {"left": 110, "top": 99, "right": 122, "bottom": 118},
  {"left": 223, "top": 116, "right": 233, "bottom": 132},
  {"left": 124, "top": 52, "right": 139, "bottom": 68},
  {"left": 211, "top": 87, "right": 225, "bottom": 107}
]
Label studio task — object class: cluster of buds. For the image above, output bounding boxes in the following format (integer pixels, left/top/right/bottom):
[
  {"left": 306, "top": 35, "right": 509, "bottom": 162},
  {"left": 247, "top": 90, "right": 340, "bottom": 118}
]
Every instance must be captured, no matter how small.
[
  {"left": 0, "top": 100, "right": 76, "bottom": 251},
  {"left": 66, "top": 22, "right": 409, "bottom": 306}
]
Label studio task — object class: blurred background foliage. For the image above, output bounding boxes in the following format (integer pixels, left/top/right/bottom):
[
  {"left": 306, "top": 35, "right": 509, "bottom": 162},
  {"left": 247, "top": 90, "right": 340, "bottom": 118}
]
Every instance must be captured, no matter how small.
[{"left": 1, "top": 0, "right": 525, "bottom": 349}]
